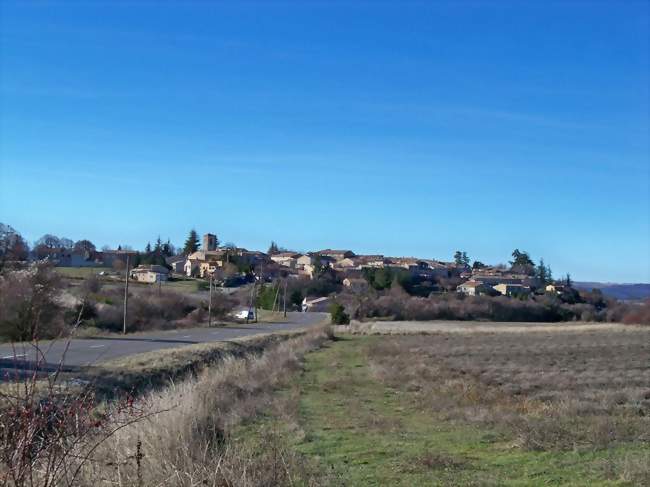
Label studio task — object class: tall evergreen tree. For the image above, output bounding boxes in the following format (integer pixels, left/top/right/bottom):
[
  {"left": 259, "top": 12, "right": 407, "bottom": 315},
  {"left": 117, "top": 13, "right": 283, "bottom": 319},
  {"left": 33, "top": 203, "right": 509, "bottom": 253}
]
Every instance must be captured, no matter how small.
[
  {"left": 536, "top": 258, "right": 547, "bottom": 284},
  {"left": 161, "top": 238, "right": 173, "bottom": 257},
  {"left": 536, "top": 258, "right": 553, "bottom": 285},
  {"left": 145, "top": 242, "right": 152, "bottom": 253},
  {"left": 183, "top": 229, "right": 200, "bottom": 255},
  {"left": 454, "top": 251, "right": 470, "bottom": 266},
  {"left": 510, "top": 249, "right": 536, "bottom": 275}
]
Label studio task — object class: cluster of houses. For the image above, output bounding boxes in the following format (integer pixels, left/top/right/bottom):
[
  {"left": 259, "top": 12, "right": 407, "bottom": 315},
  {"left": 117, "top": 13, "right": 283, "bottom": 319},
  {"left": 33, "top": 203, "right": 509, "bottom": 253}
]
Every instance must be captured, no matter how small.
[
  {"left": 179, "top": 234, "right": 268, "bottom": 280},
  {"left": 33, "top": 247, "right": 128, "bottom": 268},
  {"left": 269, "top": 249, "right": 452, "bottom": 280},
  {"left": 34, "top": 246, "right": 170, "bottom": 284},
  {"left": 456, "top": 267, "right": 564, "bottom": 297},
  {"left": 38, "top": 232, "right": 566, "bottom": 296},
  {"left": 146, "top": 234, "right": 460, "bottom": 288}
]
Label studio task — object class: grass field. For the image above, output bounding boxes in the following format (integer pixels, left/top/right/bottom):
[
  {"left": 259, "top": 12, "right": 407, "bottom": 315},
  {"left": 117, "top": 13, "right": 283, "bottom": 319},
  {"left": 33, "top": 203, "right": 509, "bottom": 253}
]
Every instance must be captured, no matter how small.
[
  {"left": 11, "top": 318, "right": 647, "bottom": 485},
  {"left": 161, "top": 277, "right": 209, "bottom": 293},
  {"left": 234, "top": 327, "right": 650, "bottom": 486},
  {"left": 56, "top": 267, "right": 240, "bottom": 297},
  {"left": 55, "top": 266, "right": 108, "bottom": 279}
]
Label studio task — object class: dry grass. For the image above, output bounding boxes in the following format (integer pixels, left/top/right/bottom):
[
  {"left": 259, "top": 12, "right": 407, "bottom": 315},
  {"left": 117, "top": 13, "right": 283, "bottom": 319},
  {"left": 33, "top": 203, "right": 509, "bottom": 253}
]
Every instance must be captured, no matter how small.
[
  {"left": 400, "top": 451, "right": 471, "bottom": 473},
  {"left": 340, "top": 319, "right": 638, "bottom": 335},
  {"left": 598, "top": 450, "right": 650, "bottom": 485},
  {"left": 365, "top": 328, "right": 650, "bottom": 454},
  {"left": 83, "top": 329, "right": 318, "bottom": 398},
  {"left": 0, "top": 329, "right": 317, "bottom": 418},
  {"left": 76, "top": 325, "right": 335, "bottom": 486}
]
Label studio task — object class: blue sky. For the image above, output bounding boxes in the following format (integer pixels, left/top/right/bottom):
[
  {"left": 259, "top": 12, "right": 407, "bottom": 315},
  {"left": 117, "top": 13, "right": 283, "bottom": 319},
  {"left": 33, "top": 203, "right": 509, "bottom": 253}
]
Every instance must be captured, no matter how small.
[{"left": 1, "top": 1, "right": 648, "bottom": 282}]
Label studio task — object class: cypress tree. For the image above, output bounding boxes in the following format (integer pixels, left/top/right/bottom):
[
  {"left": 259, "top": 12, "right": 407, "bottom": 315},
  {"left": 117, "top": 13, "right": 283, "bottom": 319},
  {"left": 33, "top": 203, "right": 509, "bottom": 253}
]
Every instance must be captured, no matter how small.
[{"left": 183, "top": 229, "right": 200, "bottom": 255}]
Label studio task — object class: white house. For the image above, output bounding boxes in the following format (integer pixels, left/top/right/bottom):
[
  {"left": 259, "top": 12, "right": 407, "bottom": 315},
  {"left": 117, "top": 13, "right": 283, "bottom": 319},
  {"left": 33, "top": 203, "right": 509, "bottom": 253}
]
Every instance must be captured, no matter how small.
[
  {"left": 457, "top": 280, "right": 488, "bottom": 296},
  {"left": 270, "top": 252, "right": 301, "bottom": 268},
  {"left": 184, "top": 258, "right": 201, "bottom": 277},
  {"left": 130, "top": 265, "right": 170, "bottom": 283},
  {"left": 296, "top": 254, "right": 315, "bottom": 269},
  {"left": 493, "top": 283, "right": 529, "bottom": 297},
  {"left": 315, "top": 249, "right": 355, "bottom": 261},
  {"left": 166, "top": 255, "right": 186, "bottom": 274}
]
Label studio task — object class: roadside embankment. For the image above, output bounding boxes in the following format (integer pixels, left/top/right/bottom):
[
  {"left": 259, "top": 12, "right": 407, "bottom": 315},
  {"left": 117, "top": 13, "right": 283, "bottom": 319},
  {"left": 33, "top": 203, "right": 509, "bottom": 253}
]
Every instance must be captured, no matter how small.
[
  {"left": 77, "top": 325, "right": 335, "bottom": 486},
  {"left": 84, "top": 325, "right": 330, "bottom": 397}
]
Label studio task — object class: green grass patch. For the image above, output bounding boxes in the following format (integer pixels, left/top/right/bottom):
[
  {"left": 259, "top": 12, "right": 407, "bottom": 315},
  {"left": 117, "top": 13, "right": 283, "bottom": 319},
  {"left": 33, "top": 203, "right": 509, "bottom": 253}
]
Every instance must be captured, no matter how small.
[
  {"left": 161, "top": 278, "right": 203, "bottom": 292},
  {"left": 233, "top": 335, "right": 648, "bottom": 486},
  {"left": 55, "top": 266, "right": 107, "bottom": 279}
]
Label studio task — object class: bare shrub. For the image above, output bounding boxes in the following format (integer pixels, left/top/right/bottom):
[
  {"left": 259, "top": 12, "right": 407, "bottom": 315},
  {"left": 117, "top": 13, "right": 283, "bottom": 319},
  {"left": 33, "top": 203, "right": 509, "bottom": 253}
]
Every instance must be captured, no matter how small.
[
  {"left": 357, "top": 292, "right": 586, "bottom": 323},
  {"left": 94, "top": 288, "right": 205, "bottom": 332},
  {"left": 207, "top": 291, "right": 236, "bottom": 320},
  {"left": 94, "top": 287, "right": 235, "bottom": 332},
  {"left": 0, "top": 333, "right": 151, "bottom": 486},
  {"left": 94, "top": 301, "right": 123, "bottom": 332},
  {"left": 619, "top": 300, "right": 650, "bottom": 325},
  {"left": 80, "top": 276, "right": 102, "bottom": 295},
  {"left": 0, "top": 263, "right": 65, "bottom": 341},
  {"left": 356, "top": 286, "right": 649, "bottom": 325},
  {"left": 180, "top": 307, "right": 207, "bottom": 325}
]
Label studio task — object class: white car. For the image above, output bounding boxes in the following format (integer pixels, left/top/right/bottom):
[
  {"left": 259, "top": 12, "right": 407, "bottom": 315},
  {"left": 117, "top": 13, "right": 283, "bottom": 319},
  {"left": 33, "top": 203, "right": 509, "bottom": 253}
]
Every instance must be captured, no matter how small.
[{"left": 234, "top": 309, "right": 255, "bottom": 321}]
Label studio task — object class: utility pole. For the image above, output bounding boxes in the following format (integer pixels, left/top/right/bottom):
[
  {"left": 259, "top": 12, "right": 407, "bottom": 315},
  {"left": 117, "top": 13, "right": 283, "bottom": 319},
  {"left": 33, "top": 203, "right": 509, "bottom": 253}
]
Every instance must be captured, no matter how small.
[
  {"left": 253, "top": 281, "right": 258, "bottom": 323},
  {"left": 247, "top": 280, "right": 256, "bottom": 324},
  {"left": 272, "top": 283, "right": 280, "bottom": 312},
  {"left": 208, "top": 274, "right": 213, "bottom": 327},
  {"left": 123, "top": 253, "right": 130, "bottom": 335},
  {"left": 254, "top": 262, "right": 262, "bottom": 323},
  {"left": 283, "top": 278, "right": 288, "bottom": 317}
]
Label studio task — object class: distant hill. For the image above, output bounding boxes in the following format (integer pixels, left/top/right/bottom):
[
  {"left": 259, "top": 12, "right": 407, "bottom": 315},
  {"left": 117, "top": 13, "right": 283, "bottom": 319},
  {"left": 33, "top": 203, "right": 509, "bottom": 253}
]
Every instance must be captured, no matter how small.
[{"left": 574, "top": 282, "right": 650, "bottom": 301}]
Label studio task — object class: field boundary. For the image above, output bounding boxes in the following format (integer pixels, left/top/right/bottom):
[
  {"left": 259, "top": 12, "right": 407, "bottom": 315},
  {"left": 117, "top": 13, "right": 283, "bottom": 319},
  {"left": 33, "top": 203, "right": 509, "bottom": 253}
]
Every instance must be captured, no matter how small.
[{"left": 336, "top": 320, "right": 645, "bottom": 335}]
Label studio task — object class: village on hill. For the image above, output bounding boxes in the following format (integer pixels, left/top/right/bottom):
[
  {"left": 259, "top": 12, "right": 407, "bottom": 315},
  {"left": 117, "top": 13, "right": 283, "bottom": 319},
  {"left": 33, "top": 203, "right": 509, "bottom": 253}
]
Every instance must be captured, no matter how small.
[{"left": 3, "top": 224, "right": 567, "bottom": 309}]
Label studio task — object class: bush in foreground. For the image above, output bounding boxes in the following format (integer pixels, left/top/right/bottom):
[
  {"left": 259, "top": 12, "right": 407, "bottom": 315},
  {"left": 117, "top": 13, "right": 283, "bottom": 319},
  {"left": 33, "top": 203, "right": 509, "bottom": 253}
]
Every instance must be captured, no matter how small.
[
  {"left": 330, "top": 302, "right": 350, "bottom": 325},
  {"left": 0, "top": 262, "right": 65, "bottom": 341}
]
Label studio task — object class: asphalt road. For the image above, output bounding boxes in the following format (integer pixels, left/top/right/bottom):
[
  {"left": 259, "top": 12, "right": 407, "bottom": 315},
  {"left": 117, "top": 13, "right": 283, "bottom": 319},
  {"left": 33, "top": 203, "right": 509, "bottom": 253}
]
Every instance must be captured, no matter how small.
[{"left": 0, "top": 312, "right": 328, "bottom": 377}]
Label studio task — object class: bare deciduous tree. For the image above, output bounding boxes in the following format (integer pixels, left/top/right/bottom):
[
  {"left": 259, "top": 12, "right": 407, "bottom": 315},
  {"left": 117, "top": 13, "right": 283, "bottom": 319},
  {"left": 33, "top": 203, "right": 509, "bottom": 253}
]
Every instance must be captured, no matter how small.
[
  {"left": 0, "top": 223, "right": 29, "bottom": 266},
  {"left": 73, "top": 239, "right": 96, "bottom": 254}
]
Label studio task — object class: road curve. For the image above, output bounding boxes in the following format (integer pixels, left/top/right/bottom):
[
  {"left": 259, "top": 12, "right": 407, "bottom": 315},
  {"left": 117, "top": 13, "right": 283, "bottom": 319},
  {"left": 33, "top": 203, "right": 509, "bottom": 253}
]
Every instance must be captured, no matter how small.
[{"left": 0, "top": 312, "right": 328, "bottom": 378}]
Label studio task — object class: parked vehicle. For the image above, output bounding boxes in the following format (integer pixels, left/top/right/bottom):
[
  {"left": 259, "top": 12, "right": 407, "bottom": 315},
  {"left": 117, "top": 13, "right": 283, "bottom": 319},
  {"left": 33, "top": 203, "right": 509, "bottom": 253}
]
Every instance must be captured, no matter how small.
[{"left": 233, "top": 309, "right": 255, "bottom": 321}]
